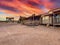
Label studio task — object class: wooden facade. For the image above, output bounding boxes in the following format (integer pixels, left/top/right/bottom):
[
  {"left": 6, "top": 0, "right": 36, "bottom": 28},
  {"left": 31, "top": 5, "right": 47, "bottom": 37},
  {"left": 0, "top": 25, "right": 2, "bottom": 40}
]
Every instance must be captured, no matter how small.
[
  {"left": 18, "top": 8, "right": 60, "bottom": 26},
  {"left": 6, "top": 17, "right": 14, "bottom": 22},
  {"left": 40, "top": 8, "right": 60, "bottom": 26}
]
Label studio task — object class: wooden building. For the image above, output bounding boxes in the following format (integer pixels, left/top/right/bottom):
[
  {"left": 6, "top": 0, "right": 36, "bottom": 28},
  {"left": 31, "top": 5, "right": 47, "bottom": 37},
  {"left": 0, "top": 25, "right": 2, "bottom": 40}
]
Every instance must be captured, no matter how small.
[
  {"left": 18, "top": 14, "right": 41, "bottom": 26},
  {"left": 40, "top": 8, "right": 60, "bottom": 26},
  {"left": 6, "top": 17, "right": 14, "bottom": 22}
]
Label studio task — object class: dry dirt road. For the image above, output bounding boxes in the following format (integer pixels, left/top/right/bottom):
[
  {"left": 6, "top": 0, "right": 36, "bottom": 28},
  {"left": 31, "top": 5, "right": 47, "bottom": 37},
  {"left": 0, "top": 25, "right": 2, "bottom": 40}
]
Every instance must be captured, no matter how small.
[{"left": 0, "top": 23, "right": 60, "bottom": 45}]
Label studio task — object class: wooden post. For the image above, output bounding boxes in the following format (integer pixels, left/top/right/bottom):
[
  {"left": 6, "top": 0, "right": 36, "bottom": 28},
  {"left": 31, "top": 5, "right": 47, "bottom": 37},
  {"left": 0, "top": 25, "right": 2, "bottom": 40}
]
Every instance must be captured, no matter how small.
[
  {"left": 32, "top": 14, "right": 35, "bottom": 26},
  {"left": 52, "top": 13, "right": 55, "bottom": 27},
  {"left": 18, "top": 16, "right": 21, "bottom": 23}
]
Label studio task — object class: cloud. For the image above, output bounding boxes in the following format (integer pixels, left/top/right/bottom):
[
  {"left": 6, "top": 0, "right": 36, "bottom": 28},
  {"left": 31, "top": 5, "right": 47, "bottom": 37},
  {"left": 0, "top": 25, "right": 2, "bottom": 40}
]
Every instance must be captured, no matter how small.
[
  {"left": 0, "top": 4, "right": 20, "bottom": 12},
  {"left": 0, "top": 0, "right": 13, "bottom": 2},
  {"left": 0, "top": 0, "right": 59, "bottom": 17}
]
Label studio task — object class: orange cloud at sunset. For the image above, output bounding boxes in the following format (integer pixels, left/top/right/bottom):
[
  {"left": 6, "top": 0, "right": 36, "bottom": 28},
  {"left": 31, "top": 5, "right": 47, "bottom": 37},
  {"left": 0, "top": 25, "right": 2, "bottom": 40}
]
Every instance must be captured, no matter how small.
[{"left": 0, "top": 0, "right": 57, "bottom": 17}]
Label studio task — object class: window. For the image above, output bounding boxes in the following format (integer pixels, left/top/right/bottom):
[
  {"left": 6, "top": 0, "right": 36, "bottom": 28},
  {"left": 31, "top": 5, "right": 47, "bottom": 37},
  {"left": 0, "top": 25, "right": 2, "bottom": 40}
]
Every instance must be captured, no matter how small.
[{"left": 55, "top": 14, "right": 60, "bottom": 23}]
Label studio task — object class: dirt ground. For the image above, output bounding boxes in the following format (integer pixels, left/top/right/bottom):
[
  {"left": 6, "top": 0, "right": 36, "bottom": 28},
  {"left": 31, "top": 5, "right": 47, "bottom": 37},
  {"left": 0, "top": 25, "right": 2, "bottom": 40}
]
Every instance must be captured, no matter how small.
[{"left": 0, "top": 23, "right": 60, "bottom": 45}]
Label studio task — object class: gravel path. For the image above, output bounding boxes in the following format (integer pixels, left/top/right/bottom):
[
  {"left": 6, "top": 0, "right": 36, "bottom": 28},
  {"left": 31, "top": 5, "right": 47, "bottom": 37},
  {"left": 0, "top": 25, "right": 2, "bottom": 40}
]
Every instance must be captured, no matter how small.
[{"left": 0, "top": 23, "right": 60, "bottom": 45}]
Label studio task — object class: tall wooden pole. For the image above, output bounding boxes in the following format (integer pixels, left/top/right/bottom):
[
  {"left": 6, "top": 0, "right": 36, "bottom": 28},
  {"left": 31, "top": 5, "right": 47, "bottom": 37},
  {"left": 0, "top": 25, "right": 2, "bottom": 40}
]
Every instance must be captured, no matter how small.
[{"left": 32, "top": 14, "right": 35, "bottom": 26}]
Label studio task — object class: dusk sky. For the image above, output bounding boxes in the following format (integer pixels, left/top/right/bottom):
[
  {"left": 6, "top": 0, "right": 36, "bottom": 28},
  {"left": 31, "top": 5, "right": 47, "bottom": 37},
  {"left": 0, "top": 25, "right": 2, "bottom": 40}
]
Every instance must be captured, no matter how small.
[{"left": 0, "top": 0, "right": 60, "bottom": 20}]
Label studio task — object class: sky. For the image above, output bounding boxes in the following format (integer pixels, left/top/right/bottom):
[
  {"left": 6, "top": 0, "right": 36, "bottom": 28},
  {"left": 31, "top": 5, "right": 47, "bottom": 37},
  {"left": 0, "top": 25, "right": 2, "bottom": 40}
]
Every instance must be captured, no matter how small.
[{"left": 0, "top": 0, "right": 60, "bottom": 20}]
